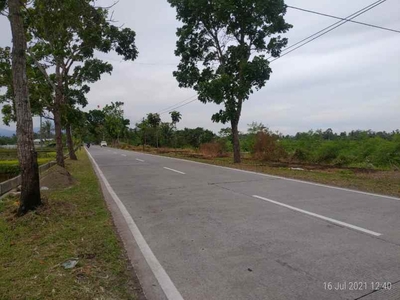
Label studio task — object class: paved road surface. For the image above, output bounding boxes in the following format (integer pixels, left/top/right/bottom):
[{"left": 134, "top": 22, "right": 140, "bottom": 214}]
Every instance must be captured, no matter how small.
[{"left": 87, "top": 146, "right": 400, "bottom": 300}]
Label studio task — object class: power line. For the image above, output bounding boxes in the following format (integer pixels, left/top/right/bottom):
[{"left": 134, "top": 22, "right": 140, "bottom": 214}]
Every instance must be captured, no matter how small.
[
  {"left": 287, "top": 5, "right": 400, "bottom": 34},
  {"left": 159, "top": 97, "right": 199, "bottom": 115},
  {"left": 157, "top": 95, "right": 198, "bottom": 114},
  {"left": 156, "top": 0, "right": 389, "bottom": 114},
  {"left": 134, "top": 62, "right": 177, "bottom": 66},
  {"left": 268, "top": 0, "right": 387, "bottom": 61},
  {"left": 270, "top": 0, "right": 388, "bottom": 62}
]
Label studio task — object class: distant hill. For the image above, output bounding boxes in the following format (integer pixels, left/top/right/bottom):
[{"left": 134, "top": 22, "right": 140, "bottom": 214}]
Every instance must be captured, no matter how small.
[
  {"left": 0, "top": 128, "right": 15, "bottom": 137},
  {"left": 0, "top": 127, "right": 41, "bottom": 137}
]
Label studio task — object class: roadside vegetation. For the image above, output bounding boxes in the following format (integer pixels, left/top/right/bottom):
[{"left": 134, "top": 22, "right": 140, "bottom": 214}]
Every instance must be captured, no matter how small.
[
  {"left": 0, "top": 148, "right": 58, "bottom": 180},
  {"left": 83, "top": 102, "right": 399, "bottom": 197},
  {"left": 94, "top": 117, "right": 399, "bottom": 198},
  {"left": 0, "top": 150, "right": 139, "bottom": 299},
  {"left": 108, "top": 119, "right": 400, "bottom": 170}
]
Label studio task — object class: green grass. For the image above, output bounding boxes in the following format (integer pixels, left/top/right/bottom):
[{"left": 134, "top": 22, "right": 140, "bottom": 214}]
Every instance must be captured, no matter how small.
[
  {"left": 0, "top": 149, "right": 57, "bottom": 161},
  {"left": 0, "top": 158, "right": 54, "bottom": 177},
  {"left": 0, "top": 150, "right": 138, "bottom": 300}
]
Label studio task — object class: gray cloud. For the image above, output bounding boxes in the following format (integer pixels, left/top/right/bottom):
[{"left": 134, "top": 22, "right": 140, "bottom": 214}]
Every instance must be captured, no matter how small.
[{"left": 0, "top": 0, "right": 399, "bottom": 135}]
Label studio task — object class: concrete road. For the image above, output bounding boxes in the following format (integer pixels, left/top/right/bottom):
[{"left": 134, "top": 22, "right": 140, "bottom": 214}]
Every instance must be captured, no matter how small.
[{"left": 87, "top": 146, "right": 400, "bottom": 300}]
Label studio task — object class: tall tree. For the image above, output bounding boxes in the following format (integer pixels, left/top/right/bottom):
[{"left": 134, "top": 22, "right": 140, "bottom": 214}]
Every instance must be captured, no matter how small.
[
  {"left": 170, "top": 110, "right": 182, "bottom": 126},
  {"left": 7, "top": 0, "right": 41, "bottom": 215},
  {"left": 63, "top": 84, "right": 90, "bottom": 160},
  {"left": 103, "top": 102, "right": 130, "bottom": 145},
  {"left": 86, "top": 109, "right": 106, "bottom": 143},
  {"left": 247, "top": 122, "right": 267, "bottom": 134},
  {"left": 0, "top": 46, "right": 50, "bottom": 126},
  {"left": 26, "top": 0, "right": 138, "bottom": 167},
  {"left": 40, "top": 120, "right": 53, "bottom": 139},
  {"left": 169, "top": 110, "right": 182, "bottom": 149},
  {"left": 159, "top": 122, "right": 174, "bottom": 147},
  {"left": 168, "top": 0, "right": 292, "bottom": 163},
  {"left": 136, "top": 118, "right": 150, "bottom": 150},
  {"left": 147, "top": 113, "right": 161, "bottom": 148}
]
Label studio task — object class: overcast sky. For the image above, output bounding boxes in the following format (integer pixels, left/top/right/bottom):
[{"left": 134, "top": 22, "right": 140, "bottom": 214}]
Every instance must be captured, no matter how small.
[{"left": 0, "top": 0, "right": 399, "bottom": 135}]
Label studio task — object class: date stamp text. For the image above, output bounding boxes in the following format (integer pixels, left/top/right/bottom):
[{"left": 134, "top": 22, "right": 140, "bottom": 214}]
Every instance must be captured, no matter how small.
[{"left": 324, "top": 281, "right": 392, "bottom": 291}]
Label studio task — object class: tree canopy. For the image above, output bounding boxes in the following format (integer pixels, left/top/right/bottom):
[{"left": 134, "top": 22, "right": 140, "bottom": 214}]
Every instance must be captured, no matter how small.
[{"left": 168, "top": 0, "right": 292, "bottom": 162}]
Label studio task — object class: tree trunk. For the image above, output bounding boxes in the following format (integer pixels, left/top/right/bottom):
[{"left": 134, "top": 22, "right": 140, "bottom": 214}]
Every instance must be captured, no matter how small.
[
  {"left": 66, "top": 123, "right": 77, "bottom": 160},
  {"left": 156, "top": 127, "right": 159, "bottom": 148},
  {"left": 143, "top": 129, "right": 146, "bottom": 151},
  {"left": 9, "top": 0, "right": 41, "bottom": 215},
  {"left": 54, "top": 64, "right": 65, "bottom": 167},
  {"left": 231, "top": 120, "right": 241, "bottom": 163},
  {"left": 174, "top": 124, "right": 177, "bottom": 153}
]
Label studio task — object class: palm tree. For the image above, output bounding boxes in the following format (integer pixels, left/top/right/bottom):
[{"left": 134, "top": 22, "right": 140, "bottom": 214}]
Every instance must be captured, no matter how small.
[
  {"left": 169, "top": 111, "right": 182, "bottom": 150},
  {"left": 170, "top": 111, "right": 182, "bottom": 125}
]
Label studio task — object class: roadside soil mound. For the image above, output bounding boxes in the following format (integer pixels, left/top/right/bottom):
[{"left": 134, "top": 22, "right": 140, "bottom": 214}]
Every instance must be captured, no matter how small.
[{"left": 40, "top": 165, "right": 75, "bottom": 190}]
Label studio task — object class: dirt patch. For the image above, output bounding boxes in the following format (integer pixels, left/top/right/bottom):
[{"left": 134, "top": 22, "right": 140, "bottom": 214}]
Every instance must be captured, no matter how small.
[{"left": 40, "top": 165, "right": 75, "bottom": 190}]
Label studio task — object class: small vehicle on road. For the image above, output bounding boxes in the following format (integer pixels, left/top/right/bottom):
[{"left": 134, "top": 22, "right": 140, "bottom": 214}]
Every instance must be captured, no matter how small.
[{"left": 100, "top": 141, "right": 107, "bottom": 147}]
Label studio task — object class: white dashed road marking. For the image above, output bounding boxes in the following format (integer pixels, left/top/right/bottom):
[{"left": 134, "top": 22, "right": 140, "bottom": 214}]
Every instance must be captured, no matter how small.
[
  {"left": 163, "top": 167, "right": 185, "bottom": 175},
  {"left": 253, "top": 195, "right": 381, "bottom": 236}
]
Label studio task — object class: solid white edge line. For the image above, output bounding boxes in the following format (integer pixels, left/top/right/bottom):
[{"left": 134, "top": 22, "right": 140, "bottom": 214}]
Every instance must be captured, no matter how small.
[
  {"left": 85, "top": 149, "right": 184, "bottom": 300},
  {"left": 252, "top": 195, "right": 382, "bottom": 237},
  {"left": 136, "top": 158, "right": 145, "bottom": 162},
  {"left": 123, "top": 150, "right": 400, "bottom": 202},
  {"left": 163, "top": 167, "right": 186, "bottom": 175}
]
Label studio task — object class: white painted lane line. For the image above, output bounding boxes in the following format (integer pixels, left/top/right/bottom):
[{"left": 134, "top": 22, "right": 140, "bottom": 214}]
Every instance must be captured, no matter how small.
[
  {"left": 121, "top": 154, "right": 127, "bottom": 157},
  {"left": 136, "top": 158, "right": 144, "bottom": 162},
  {"left": 127, "top": 151, "right": 400, "bottom": 201},
  {"left": 113, "top": 152, "right": 117, "bottom": 154},
  {"left": 85, "top": 149, "right": 184, "bottom": 300},
  {"left": 163, "top": 167, "right": 185, "bottom": 175},
  {"left": 253, "top": 195, "right": 382, "bottom": 237}
]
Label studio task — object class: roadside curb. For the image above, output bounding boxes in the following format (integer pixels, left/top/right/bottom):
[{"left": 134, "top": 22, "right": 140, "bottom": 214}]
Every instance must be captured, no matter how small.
[{"left": 85, "top": 147, "right": 174, "bottom": 300}]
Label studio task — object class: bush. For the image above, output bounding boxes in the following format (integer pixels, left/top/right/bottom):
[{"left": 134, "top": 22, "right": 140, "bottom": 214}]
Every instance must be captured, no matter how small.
[
  {"left": 200, "top": 141, "right": 228, "bottom": 158},
  {"left": 369, "top": 138, "right": 400, "bottom": 168},
  {"left": 332, "top": 154, "right": 355, "bottom": 167},
  {"left": 0, "top": 161, "right": 20, "bottom": 176},
  {"left": 251, "top": 132, "right": 287, "bottom": 161},
  {"left": 290, "top": 148, "right": 312, "bottom": 162},
  {"left": 0, "top": 158, "right": 54, "bottom": 176},
  {"left": 315, "top": 142, "right": 340, "bottom": 163}
]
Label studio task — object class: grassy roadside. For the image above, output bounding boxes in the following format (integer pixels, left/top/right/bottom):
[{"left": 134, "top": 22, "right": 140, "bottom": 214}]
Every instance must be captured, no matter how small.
[
  {"left": 0, "top": 150, "right": 139, "bottom": 299},
  {"left": 118, "top": 146, "right": 400, "bottom": 198},
  {"left": 0, "top": 158, "right": 54, "bottom": 178}
]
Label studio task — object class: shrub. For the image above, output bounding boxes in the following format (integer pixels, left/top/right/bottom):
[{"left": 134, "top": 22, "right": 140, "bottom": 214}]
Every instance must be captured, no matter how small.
[
  {"left": 332, "top": 154, "right": 355, "bottom": 167},
  {"left": 200, "top": 141, "right": 228, "bottom": 158},
  {"left": 290, "top": 148, "right": 312, "bottom": 162},
  {"left": 251, "top": 132, "right": 287, "bottom": 161},
  {"left": 315, "top": 142, "right": 340, "bottom": 163}
]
